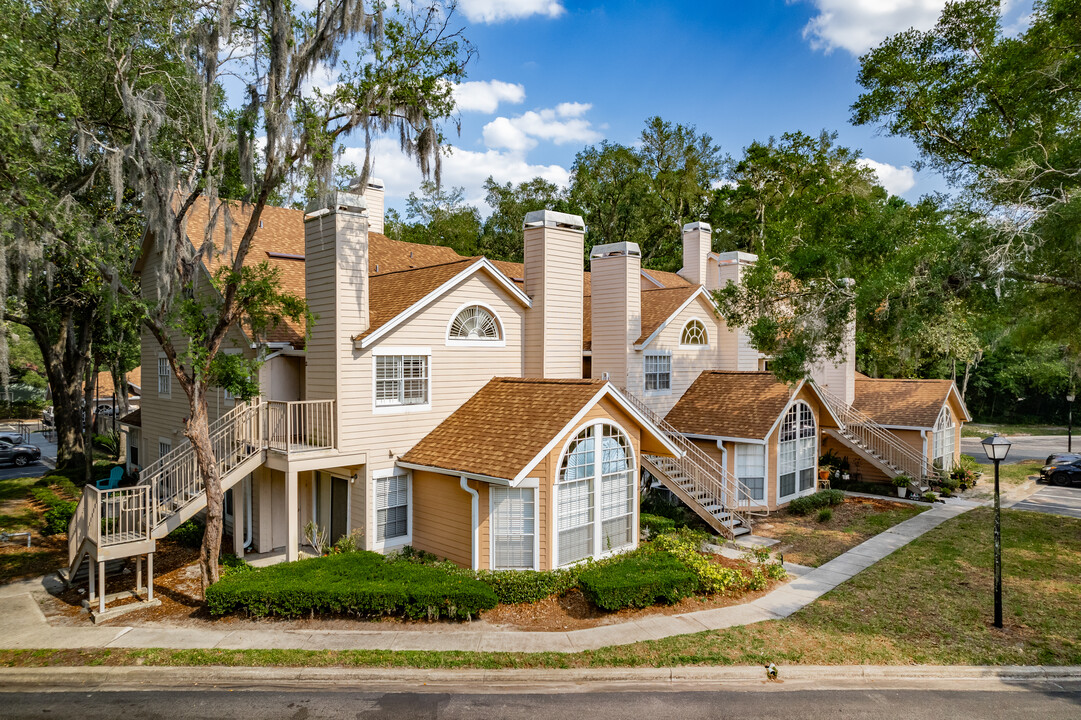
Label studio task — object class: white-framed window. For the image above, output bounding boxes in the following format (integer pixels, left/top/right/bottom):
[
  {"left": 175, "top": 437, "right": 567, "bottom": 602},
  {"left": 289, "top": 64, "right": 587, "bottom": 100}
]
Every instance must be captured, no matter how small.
[
  {"left": 736, "top": 443, "right": 765, "bottom": 501},
  {"left": 778, "top": 402, "right": 816, "bottom": 501},
  {"left": 374, "top": 470, "right": 410, "bottom": 546},
  {"left": 490, "top": 486, "right": 536, "bottom": 570},
  {"left": 127, "top": 428, "right": 141, "bottom": 469},
  {"left": 157, "top": 354, "right": 171, "bottom": 396},
  {"left": 680, "top": 319, "right": 708, "bottom": 347},
  {"left": 644, "top": 353, "right": 671, "bottom": 394},
  {"left": 555, "top": 422, "right": 636, "bottom": 567},
  {"left": 373, "top": 350, "right": 430, "bottom": 411},
  {"left": 446, "top": 304, "right": 503, "bottom": 345},
  {"left": 158, "top": 438, "right": 172, "bottom": 461},
  {"left": 932, "top": 405, "right": 956, "bottom": 471}
]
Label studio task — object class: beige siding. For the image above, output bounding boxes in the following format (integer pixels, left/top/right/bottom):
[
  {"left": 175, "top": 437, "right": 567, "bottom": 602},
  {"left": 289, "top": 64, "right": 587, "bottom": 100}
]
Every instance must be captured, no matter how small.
[
  {"left": 679, "top": 223, "right": 710, "bottom": 286},
  {"left": 589, "top": 249, "right": 640, "bottom": 388},
  {"left": 523, "top": 221, "right": 584, "bottom": 378},
  {"left": 411, "top": 470, "right": 473, "bottom": 568},
  {"left": 809, "top": 318, "right": 855, "bottom": 405}
]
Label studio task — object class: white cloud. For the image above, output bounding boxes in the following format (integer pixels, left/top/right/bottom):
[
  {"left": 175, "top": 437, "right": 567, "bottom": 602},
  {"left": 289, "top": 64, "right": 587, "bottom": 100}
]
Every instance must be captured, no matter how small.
[
  {"left": 452, "top": 80, "right": 526, "bottom": 113},
  {"left": 458, "top": 0, "right": 565, "bottom": 24},
  {"left": 801, "top": 0, "right": 948, "bottom": 55},
  {"left": 858, "top": 158, "right": 917, "bottom": 196},
  {"left": 483, "top": 104, "right": 601, "bottom": 151}
]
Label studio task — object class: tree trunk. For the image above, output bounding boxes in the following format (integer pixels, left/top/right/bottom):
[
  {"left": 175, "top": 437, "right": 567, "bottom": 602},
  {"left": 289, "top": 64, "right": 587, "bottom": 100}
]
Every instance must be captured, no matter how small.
[
  {"left": 184, "top": 385, "right": 224, "bottom": 593},
  {"left": 84, "top": 355, "right": 97, "bottom": 481},
  {"left": 27, "top": 310, "right": 89, "bottom": 472}
]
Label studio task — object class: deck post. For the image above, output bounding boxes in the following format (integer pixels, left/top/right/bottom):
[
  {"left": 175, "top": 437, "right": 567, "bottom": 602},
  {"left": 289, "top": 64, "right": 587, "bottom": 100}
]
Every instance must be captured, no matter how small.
[
  {"left": 98, "top": 561, "right": 106, "bottom": 615},
  {"left": 286, "top": 470, "right": 299, "bottom": 561},
  {"left": 136, "top": 555, "right": 143, "bottom": 594},
  {"left": 88, "top": 557, "right": 95, "bottom": 601},
  {"left": 147, "top": 552, "right": 154, "bottom": 601},
  {"left": 233, "top": 482, "right": 246, "bottom": 558}
]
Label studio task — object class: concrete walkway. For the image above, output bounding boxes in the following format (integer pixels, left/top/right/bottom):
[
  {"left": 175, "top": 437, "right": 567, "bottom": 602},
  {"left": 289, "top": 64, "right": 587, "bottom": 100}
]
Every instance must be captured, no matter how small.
[{"left": 0, "top": 502, "right": 974, "bottom": 653}]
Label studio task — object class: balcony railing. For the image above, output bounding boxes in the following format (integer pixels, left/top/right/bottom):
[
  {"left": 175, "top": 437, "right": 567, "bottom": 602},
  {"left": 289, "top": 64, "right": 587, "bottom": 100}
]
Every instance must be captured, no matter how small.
[{"left": 267, "top": 399, "right": 336, "bottom": 455}]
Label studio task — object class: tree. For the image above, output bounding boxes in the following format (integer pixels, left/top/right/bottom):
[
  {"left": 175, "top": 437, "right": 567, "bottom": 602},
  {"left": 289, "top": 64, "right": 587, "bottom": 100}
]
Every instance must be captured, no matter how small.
[
  {"left": 479, "top": 176, "right": 567, "bottom": 262},
  {"left": 85, "top": 0, "right": 472, "bottom": 590},
  {"left": 400, "top": 181, "right": 482, "bottom": 255}
]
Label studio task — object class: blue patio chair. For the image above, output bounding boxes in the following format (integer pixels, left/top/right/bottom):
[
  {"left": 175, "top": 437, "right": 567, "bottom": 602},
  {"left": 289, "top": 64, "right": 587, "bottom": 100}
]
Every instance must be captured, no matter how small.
[{"left": 95, "top": 466, "right": 124, "bottom": 491}]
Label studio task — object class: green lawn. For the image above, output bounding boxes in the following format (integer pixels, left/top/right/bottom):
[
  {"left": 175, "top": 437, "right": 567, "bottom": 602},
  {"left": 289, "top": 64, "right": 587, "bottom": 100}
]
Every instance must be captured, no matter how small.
[
  {"left": 962, "top": 423, "right": 1069, "bottom": 438},
  {"left": 4, "top": 507, "right": 1079, "bottom": 668}
]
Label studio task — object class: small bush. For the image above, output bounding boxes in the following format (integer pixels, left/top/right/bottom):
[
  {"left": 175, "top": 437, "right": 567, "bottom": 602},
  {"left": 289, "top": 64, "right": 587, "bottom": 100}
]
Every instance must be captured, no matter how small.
[
  {"left": 787, "top": 489, "right": 845, "bottom": 516},
  {"left": 205, "top": 551, "right": 498, "bottom": 620},
  {"left": 220, "top": 553, "right": 253, "bottom": 577},
  {"left": 652, "top": 528, "right": 748, "bottom": 594},
  {"left": 578, "top": 550, "right": 698, "bottom": 611},
  {"left": 30, "top": 487, "right": 62, "bottom": 507},
  {"left": 93, "top": 433, "right": 120, "bottom": 458},
  {"left": 922, "top": 491, "right": 939, "bottom": 503},
  {"left": 167, "top": 519, "right": 204, "bottom": 548},
  {"left": 476, "top": 568, "right": 582, "bottom": 605},
  {"left": 640, "top": 513, "right": 676, "bottom": 537},
  {"left": 42, "top": 501, "right": 76, "bottom": 535},
  {"left": 816, "top": 507, "right": 833, "bottom": 523},
  {"left": 331, "top": 530, "right": 364, "bottom": 554}
]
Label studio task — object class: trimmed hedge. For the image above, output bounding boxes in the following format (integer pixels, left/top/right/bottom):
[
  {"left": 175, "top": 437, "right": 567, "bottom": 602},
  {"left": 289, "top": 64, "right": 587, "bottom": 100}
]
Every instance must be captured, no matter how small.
[
  {"left": 787, "top": 489, "right": 845, "bottom": 516},
  {"left": 476, "top": 568, "right": 581, "bottom": 605},
  {"left": 205, "top": 551, "right": 498, "bottom": 620},
  {"left": 578, "top": 550, "right": 698, "bottom": 610},
  {"left": 640, "top": 513, "right": 676, "bottom": 537}
]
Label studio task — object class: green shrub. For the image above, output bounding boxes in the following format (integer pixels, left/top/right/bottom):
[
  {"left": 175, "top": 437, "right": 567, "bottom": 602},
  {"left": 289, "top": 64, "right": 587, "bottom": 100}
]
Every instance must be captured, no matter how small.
[
  {"left": 578, "top": 550, "right": 698, "bottom": 610},
  {"left": 167, "top": 519, "right": 204, "bottom": 548},
  {"left": 922, "top": 491, "right": 939, "bottom": 502},
  {"left": 220, "top": 554, "right": 254, "bottom": 577},
  {"left": 42, "top": 501, "right": 76, "bottom": 535},
  {"left": 52, "top": 477, "right": 80, "bottom": 499},
  {"left": 331, "top": 530, "right": 364, "bottom": 554},
  {"left": 652, "top": 528, "right": 747, "bottom": 594},
  {"left": 205, "top": 551, "right": 498, "bottom": 620},
  {"left": 30, "top": 487, "right": 62, "bottom": 507},
  {"left": 816, "top": 507, "right": 833, "bottom": 523},
  {"left": 640, "top": 513, "right": 676, "bottom": 537},
  {"left": 787, "top": 489, "right": 845, "bottom": 516},
  {"left": 893, "top": 474, "right": 914, "bottom": 488},
  {"left": 476, "top": 568, "right": 582, "bottom": 605},
  {"left": 93, "top": 433, "right": 119, "bottom": 458}
]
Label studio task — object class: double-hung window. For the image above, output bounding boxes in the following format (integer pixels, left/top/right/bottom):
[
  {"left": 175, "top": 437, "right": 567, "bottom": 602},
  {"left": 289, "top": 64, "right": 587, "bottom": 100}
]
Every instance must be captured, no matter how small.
[
  {"left": 490, "top": 487, "right": 535, "bottom": 570},
  {"left": 375, "top": 471, "right": 409, "bottom": 543},
  {"left": 644, "top": 353, "right": 671, "bottom": 393},
  {"left": 735, "top": 443, "right": 765, "bottom": 501},
  {"left": 778, "top": 402, "right": 816, "bottom": 500},
  {"left": 157, "top": 354, "right": 171, "bottom": 396},
  {"left": 375, "top": 354, "right": 429, "bottom": 408}
]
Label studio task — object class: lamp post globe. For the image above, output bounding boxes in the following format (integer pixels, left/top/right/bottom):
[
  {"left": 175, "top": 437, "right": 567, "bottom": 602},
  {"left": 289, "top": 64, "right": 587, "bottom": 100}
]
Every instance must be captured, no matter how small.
[{"left": 981, "top": 433, "right": 1011, "bottom": 629}]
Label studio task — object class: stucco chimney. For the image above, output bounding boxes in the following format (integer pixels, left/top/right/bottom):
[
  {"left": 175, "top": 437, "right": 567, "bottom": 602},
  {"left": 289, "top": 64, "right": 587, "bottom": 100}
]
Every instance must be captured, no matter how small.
[
  {"left": 304, "top": 190, "right": 369, "bottom": 401},
  {"left": 715, "top": 250, "right": 761, "bottom": 370},
  {"left": 680, "top": 221, "right": 711, "bottom": 286},
  {"left": 523, "top": 210, "right": 585, "bottom": 379},
  {"left": 810, "top": 279, "right": 856, "bottom": 405},
  {"left": 589, "top": 242, "right": 641, "bottom": 388}
]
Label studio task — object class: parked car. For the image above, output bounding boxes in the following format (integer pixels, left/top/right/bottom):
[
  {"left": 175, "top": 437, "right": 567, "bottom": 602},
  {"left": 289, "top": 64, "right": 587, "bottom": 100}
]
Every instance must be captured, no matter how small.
[
  {"left": 1041, "top": 457, "right": 1081, "bottom": 486},
  {"left": 42, "top": 407, "right": 54, "bottom": 427},
  {"left": 0, "top": 433, "right": 25, "bottom": 446},
  {"left": 1044, "top": 452, "right": 1081, "bottom": 466},
  {"left": 0, "top": 440, "right": 41, "bottom": 467}
]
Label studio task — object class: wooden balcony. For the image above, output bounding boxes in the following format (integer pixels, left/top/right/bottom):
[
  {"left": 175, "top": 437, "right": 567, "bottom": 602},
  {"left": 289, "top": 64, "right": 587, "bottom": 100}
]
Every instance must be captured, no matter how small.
[{"left": 266, "top": 400, "right": 336, "bottom": 456}]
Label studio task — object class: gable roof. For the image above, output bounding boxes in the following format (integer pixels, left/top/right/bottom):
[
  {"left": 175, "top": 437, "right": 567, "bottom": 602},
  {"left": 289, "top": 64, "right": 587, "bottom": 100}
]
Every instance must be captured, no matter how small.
[
  {"left": 853, "top": 374, "right": 972, "bottom": 427},
  {"left": 640, "top": 269, "right": 693, "bottom": 289},
  {"left": 665, "top": 371, "right": 841, "bottom": 441},
  {"left": 582, "top": 285, "right": 708, "bottom": 352},
  {"left": 399, "top": 377, "right": 681, "bottom": 484}
]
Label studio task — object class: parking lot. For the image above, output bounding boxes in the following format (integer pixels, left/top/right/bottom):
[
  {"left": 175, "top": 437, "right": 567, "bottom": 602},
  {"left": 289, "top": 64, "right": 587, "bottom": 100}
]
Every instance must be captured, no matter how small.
[
  {"left": 0, "top": 430, "right": 54, "bottom": 483},
  {"left": 1012, "top": 484, "right": 1081, "bottom": 519}
]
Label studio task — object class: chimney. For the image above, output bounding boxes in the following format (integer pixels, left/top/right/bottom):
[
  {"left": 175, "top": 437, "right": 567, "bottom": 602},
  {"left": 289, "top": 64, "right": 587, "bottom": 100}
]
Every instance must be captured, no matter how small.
[
  {"left": 810, "top": 280, "right": 856, "bottom": 405},
  {"left": 304, "top": 189, "right": 369, "bottom": 401},
  {"left": 589, "top": 242, "right": 641, "bottom": 388},
  {"left": 715, "top": 250, "right": 761, "bottom": 370},
  {"left": 523, "top": 210, "right": 585, "bottom": 379},
  {"left": 679, "top": 221, "right": 711, "bottom": 286},
  {"left": 361, "top": 177, "right": 384, "bottom": 235}
]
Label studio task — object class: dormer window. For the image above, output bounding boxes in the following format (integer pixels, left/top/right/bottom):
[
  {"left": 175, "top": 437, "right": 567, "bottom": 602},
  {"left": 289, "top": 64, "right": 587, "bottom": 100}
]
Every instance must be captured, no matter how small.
[
  {"left": 447, "top": 304, "right": 503, "bottom": 345},
  {"left": 680, "top": 319, "right": 708, "bottom": 346}
]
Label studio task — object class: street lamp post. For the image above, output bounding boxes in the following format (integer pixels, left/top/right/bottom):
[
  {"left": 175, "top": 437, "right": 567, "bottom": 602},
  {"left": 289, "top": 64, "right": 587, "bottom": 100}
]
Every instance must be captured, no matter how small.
[
  {"left": 1068, "top": 394, "right": 1075, "bottom": 453},
  {"left": 981, "top": 433, "right": 1012, "bottom": 629}
]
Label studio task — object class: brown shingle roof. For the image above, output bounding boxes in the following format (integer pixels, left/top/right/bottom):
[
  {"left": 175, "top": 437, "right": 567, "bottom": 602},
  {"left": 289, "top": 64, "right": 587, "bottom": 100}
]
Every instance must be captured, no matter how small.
[
  {"left": 641, "top": 269, "right": 693, "bottom": 289},
  {"left": 582, "top": 286, "right": 703, "bottom": 351},
  {"left": 91, "top": 367, "right": 142, "bottom": 399},
  {"left": 665, "top": 371, "right": 800, "bottom": 440},
  {"left": 400, "top": 377, "right": 607, "bottom": 481},
  {"left": 119, "top": 408, "right": 141, "bottom": 428},
  {"left": 370, "top": 234, "right": 466, "bottom": 273},
  {"left": 853, "top": 377, "right": 959, "bottom": 428}
]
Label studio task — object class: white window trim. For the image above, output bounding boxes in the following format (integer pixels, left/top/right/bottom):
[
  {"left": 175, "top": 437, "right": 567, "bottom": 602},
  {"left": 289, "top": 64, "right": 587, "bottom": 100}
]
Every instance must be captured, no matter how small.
[
  {"left": 371, "top": 467, "right": 412, "bottom": 552},
  {"left": 157, "top": 352, "right": 171, "bottom": 398},
  {"left": 444, "top": 301, "right": 507, "bottom": 348},
  {"left": 642, "top": 350, "right": 673, "bottom": 397},
  {"left": 127, "top": 429, "right": 141, "bottom": 472},
  {"left": 157, "top": 437, "right": 172, "bottom": 461},
  {"left": 371, "top": 346, "right": 433, "bottom": 415},
  {"left": 735, "top": 442, "right": 767, "bottom": 502},
  {"left": 932, "top": 405, "right": 956, "bottom": 470},
  {"left": 775, "top": 400, "right": 818, "bottom": 505},
  {"left": 488, "top": 485, "right": 540, "bottom": 571},
  {"left": 678, "top": 318, "right": 710, "bottom": 349},
  {"left": 551, "top": 420, "right": 639, "bottom": 568}
]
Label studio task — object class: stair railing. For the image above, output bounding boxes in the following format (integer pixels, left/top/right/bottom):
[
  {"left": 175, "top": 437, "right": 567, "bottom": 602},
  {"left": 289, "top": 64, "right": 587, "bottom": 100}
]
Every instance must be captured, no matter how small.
[{"left": 67, "top": 485, "right": 101, "bottom": 571}]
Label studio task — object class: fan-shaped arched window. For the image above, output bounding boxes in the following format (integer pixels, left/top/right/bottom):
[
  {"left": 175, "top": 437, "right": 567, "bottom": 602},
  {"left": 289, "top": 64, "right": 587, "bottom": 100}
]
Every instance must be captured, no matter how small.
[
  {"left": 932, "top": 406, "right": 955, "bottom": 470},
  {"left": 448, "top": 305, "right": 501, "bottom": 341},
  {"left": 680, "top": 319, "right": 708, "bottom": 346},
  {"left": 778, "top": 402, "right": 816, "bottom": 500},
  {"left": 556, "top": 422, "right": 636, "bottom": 566}
]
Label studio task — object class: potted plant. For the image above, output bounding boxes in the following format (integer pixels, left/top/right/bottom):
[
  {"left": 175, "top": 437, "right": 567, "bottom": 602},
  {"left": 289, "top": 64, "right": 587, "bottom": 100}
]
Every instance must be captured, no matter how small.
[{"left": 892, "top": 474, "right": 913, "bottom": 498}]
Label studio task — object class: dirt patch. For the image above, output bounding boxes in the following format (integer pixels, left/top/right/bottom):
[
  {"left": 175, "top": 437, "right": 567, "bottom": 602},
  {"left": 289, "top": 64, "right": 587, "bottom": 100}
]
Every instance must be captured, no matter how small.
[{"left": 752, "top": 497, "right": 924, "bottom": 567}]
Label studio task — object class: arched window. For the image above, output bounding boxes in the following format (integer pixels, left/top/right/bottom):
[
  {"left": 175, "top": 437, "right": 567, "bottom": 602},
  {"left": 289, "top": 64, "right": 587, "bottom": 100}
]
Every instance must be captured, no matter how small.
[
  {"left": 556, "top": 422, "right": 636, "bottom": 566},
  {"left": 778, "top": 402, "right": 816, "bottom": 500},
  {"left": 680, "top": 319, "right": 708, "bottom": 346},
  {"left": 932, "top": 406, "right": 955, "bottom": 470},
  {"left": 448, "top": 305, "right": 501, "bottom": 341}
]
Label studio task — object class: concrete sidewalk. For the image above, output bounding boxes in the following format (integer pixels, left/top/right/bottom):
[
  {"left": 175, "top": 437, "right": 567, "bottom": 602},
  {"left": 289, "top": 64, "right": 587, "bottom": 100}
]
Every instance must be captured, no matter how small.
[{"left": 0, "top": 503, "right": 974, "bottom": 653}]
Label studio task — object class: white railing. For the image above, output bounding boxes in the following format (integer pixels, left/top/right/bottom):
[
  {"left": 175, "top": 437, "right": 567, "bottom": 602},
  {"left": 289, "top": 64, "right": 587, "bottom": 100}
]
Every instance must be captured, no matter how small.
[
  {"left": 616, "top": 387, "right": 765, "bottom": 537},
  {"left": 100, "top": 486, "right": 152, "bottom": 547},
  {"left": 68, "top": 485, "right": 101, "bottom": 569},
  {"left": 267, "top": 399, "right": 336, "bottom": 454},
  {"left": 817, "top": 385, "right": 932, "bottom": 483}
]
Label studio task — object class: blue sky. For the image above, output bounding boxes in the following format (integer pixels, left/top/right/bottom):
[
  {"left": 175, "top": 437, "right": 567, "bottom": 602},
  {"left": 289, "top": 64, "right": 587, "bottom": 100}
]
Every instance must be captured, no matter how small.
[{"left": 338, "top": 0, "right": 1032, "bottom": 215}]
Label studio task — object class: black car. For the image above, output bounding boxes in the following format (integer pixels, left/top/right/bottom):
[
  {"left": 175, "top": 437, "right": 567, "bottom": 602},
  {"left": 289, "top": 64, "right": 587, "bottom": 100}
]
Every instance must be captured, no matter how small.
[
  {"left": 0, "top": 440, "right": 41, "bottom": 467},
  {"left": 1041, "top": 458, "right": 1081, "bottom": 487}
]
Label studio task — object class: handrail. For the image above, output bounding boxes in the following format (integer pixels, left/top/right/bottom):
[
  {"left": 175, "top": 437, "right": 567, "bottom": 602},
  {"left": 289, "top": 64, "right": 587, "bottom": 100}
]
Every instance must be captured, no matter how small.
[
  {"left": 616, "top": 386, "right": 765, "bottom": 537},
  {"left": 817, "top": 384, "right": 933, "bottom": 483},
  {"left": 68, "top": 485, "right": 100, "bottom": 569},
  {"left": 266, "top": 399, "right": 335, "bottom": 454}
]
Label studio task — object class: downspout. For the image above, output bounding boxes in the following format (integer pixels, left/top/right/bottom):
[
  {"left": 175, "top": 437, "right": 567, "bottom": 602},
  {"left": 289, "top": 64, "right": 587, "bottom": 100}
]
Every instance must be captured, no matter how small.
[
  {"left": 921, "top": 430, "right": 928, "bottom": 476},
  {"left": 460, "top": 477, "right": 479, "bottom": 571},
  {"left": 244, "top": 476, "right": 253, "bottom": 550}
]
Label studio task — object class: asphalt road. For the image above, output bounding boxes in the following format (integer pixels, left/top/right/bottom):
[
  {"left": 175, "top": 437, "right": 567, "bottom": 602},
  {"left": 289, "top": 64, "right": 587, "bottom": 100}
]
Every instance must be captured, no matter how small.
[
  {"left": 1012, "top": 484, "right": 1081, "bottom": 519},
  {"left": 960, "top": 434, "right": 1074, "bottom": 465},
  {"left": 2, "top": 688, "right": 1080, "bottom": 719}
]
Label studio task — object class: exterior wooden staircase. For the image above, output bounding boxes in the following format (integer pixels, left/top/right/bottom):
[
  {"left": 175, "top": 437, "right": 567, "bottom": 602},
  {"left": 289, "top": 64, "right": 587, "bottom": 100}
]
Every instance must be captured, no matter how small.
[
  {"left": 618, "top": 388, "right": 768, "bottom": 539},
  {"left": 816, "top": 385, "right": 937, "bottom": 494}
]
